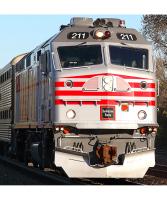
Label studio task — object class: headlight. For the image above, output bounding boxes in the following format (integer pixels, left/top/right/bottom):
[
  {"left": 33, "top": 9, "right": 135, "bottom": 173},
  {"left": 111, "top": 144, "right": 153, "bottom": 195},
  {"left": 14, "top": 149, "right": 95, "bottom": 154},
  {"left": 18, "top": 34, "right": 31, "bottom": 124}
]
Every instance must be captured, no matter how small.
[
  {"left": 138, "top": 110, "right": 147, "bottom": 120},
  {"left": 66, "top": 110, "right": 76, "bottom": 119},
  {"left": 94, "top": 30, "right": 104, "bottom": 39}
]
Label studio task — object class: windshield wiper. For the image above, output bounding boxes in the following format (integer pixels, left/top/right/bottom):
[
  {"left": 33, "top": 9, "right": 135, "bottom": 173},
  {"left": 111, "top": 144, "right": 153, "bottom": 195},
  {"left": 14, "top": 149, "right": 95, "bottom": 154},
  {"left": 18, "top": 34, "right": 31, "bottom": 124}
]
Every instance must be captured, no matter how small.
[{"left": 75, "top": 42, "right": 87, "bottom": 46}]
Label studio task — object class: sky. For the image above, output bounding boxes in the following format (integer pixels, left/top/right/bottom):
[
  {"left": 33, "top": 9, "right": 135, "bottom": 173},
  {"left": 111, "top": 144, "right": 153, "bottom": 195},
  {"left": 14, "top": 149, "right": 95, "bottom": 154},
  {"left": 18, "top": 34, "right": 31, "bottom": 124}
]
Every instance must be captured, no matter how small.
[{"left": 0, "top": 15, "right": 142, "bottom": 68}]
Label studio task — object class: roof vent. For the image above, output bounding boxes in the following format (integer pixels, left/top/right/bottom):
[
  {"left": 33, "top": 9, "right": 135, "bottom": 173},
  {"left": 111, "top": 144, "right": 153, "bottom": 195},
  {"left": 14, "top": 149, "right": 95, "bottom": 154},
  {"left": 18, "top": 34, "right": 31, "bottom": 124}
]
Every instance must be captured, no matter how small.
[{"left": 70, "top": 17, "right": 93, "bottom": 27}]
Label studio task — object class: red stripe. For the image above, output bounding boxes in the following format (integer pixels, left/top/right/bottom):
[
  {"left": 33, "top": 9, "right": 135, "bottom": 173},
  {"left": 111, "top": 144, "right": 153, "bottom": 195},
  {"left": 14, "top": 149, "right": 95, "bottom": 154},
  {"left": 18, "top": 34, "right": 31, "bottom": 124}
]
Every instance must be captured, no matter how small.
[
  {"left": 129, "top": 82, "right": 155, "bottom": 88},
  {"left": 55, "top": 90, "right": 155, "bottom": 97},
  {"left": 55, "top": 82, "right": 64, "bottom": 87},
  {"left": 62, "top": 73, "right": 151, "bottom": 80},
  {"left": 55, "top": 82, "right": 84, "bottom": 87},
  {"left": 55, "top": 81, "right": 155, "bottom": 89},
  {"left": 55, "top": 99, "right": 156, "bottom": 106}
]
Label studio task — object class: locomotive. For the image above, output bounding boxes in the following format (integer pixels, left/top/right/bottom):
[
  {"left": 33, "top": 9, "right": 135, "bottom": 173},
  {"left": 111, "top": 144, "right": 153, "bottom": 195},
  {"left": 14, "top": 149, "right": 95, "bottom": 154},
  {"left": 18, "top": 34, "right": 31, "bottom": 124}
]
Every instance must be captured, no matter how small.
[{"left": 0, "top": 17, "right": 158, "bottom": 178}]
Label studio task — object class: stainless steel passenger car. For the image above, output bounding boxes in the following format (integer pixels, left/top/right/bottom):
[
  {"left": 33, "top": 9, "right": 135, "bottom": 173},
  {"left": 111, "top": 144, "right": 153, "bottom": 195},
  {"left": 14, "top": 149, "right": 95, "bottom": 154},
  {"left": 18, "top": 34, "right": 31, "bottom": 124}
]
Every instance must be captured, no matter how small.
[{"left": 0, "top": 17, "right": 158, "bottom": 178}]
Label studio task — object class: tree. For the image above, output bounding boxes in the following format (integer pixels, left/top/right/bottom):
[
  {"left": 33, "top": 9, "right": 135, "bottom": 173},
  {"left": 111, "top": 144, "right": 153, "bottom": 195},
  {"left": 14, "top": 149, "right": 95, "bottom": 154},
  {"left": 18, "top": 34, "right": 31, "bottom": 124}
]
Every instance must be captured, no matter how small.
[
  {"left": 142, "top": 15, "right": 167, "bottom": 59},
  {"left": 142, "top": 15, "right": 167, "bottom": 148},
  {"left": 156, "top": 58, "right": 167, "bottom": 112},
  {"left": 142, "top": 15, "right": 167, "bottom": 114}
]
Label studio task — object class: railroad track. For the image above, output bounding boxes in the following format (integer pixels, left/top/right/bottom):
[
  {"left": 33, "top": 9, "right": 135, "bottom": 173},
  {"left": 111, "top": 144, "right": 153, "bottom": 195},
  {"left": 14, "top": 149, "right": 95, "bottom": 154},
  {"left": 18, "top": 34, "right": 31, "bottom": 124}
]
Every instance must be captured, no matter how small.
[
  {"left": 147, "top": 164, "right": 167, "bottom": 178},
  {"left": 0, "top": 155, "right": 139, "bottom": 185},
  {"left": 147, "top": 149, "right": 167, "bottom": 178},
  {"left": 0, "top": 155, "right": 86, "bottom": 185}
]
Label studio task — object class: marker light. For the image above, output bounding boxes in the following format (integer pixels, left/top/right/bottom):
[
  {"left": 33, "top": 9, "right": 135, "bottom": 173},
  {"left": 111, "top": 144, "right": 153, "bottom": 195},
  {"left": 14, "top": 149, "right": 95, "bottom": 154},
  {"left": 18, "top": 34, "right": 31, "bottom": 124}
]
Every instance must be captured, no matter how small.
[
  {"left": 66, "top": 110, "right": 76, "bottom": 119},
  {"left": 138, "top": 110, "right": 147, "bottom": 120},
  {"left": 153, "top": 127, "right": 158, "bottom": 133},
  {"left": 104, "top": 31, "right": 111, "bottom": 38},
  {"left": 140, "top": 127, "right": 147, "bottom": 135},
  {"left": 65, "top": 80, "right": 73, "bottom": 88},
  {"left": 63, "top": 128, "right": 70, "bottom": 134},
  {"left": 119, "top": 20, "right": 126, "bottom": 28},
  {"left": 55, "top": 127, "right": 60, "bottom": 131},
  {"left": 148, "top": 127, "right": 153, "bottom": 132},
  {"left": 121, "top": 104, "right": 129, "bottom": 112},
  {"left": 140, "top": 81, "right": 147, "bottom": 90}
]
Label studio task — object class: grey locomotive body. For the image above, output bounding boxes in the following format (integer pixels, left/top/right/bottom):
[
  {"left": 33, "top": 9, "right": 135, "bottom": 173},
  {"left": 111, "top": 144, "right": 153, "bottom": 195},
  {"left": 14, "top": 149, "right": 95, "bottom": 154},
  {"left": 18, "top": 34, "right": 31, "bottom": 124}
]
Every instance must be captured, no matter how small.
[{"left": 0, "top": 17, "right": 158, "bottom": 177}]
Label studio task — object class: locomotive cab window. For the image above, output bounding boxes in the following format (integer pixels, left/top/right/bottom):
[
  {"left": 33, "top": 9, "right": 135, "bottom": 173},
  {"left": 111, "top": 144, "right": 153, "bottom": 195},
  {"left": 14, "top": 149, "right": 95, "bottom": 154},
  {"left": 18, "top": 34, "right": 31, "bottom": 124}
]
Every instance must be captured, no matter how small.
[
  {"left": 109, "top": 46, "right": 148, "bottom": 70},
  {"left": 57, "top": 45, "right": 102, "bottom": 68}
]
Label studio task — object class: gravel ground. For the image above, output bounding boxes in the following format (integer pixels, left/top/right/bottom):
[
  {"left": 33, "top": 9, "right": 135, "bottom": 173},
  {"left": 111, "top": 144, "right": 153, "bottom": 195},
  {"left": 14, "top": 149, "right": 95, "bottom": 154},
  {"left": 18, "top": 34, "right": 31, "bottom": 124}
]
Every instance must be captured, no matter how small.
[
  {"left": 0, "top": 160, "right": 53, "bottom": 185},
  {"left": 127, "top": 152, "right": 167, "bottom": 185},
  {"left": 128, "top": 175, "right": 167, "bottom": 185}
]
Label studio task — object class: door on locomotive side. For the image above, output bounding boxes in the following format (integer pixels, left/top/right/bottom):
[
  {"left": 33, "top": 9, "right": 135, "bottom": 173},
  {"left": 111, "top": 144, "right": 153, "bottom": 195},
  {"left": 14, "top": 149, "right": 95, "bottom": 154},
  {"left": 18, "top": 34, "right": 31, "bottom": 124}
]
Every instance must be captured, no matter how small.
[{"left": 39, "top": 48, "right": 52, "bottom": 124}]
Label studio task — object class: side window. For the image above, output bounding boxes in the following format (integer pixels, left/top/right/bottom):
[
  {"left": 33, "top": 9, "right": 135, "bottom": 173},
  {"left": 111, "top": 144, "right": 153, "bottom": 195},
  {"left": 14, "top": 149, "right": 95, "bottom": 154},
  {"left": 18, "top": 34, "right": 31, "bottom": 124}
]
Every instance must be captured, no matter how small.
[
  {"left": 2, "top": 74, "right": 4, "bottom": 83},
  {"left": 9, "top": 69, "right": 11, "bottom": 78},
  {"left": 4, "top": 72, "right": 7, "bottom": 82},
  {"left": 37, "top": 50, "right": 41, "bottom": 61},
  {"left": 26, "top": 54, "right": 31, "bottom": 68}
]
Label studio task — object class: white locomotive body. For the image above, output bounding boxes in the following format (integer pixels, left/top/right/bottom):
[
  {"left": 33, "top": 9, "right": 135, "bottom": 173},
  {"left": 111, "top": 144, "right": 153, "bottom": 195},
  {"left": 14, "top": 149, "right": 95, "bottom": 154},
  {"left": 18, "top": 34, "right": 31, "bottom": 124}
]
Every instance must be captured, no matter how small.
[{"left": 0, "top": 17, "right": 158, "bottom": 178}]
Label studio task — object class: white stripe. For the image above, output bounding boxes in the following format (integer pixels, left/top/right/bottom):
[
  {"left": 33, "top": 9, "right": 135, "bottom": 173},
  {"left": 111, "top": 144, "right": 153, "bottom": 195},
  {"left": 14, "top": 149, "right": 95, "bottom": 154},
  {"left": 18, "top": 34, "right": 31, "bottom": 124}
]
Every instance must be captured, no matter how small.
[
  {"left": 55, "top": 96, "right": 155, "bottom": 101},
  {"left": 56, "top": 87, "right": 155, "bottom": 92},
  {"left": 58, "top": 78, "right": 155, "bottom": 85}
]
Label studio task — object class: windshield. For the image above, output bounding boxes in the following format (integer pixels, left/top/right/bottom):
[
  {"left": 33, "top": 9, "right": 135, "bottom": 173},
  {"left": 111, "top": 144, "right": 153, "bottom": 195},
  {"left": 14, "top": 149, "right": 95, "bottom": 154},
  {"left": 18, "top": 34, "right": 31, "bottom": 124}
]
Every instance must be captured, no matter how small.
[
  {"left": 57, "top": 45, "right": 102, "bottom": 68},
  {"left": 109, "top": 46, "right": 148, "bottom": 69}
]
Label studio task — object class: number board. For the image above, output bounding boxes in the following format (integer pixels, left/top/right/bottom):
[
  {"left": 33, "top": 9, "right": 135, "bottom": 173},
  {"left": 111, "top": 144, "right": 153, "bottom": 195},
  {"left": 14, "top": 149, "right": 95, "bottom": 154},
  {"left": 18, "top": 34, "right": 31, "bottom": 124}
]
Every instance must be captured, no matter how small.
[
  {"left": 117, "top": 33, "right": 137, "bottom": 41},
  {"left": 68, "top": 32, "right": 89, "bottom": 40}
]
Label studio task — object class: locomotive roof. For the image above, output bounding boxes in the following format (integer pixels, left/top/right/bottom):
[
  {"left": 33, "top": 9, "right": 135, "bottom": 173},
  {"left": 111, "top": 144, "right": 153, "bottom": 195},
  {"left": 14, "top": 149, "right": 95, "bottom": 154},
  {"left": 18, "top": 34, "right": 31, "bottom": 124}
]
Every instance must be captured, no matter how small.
[
  {"left": 53, "top": 26, "right": 150, "bottom": 45},
  {"left": 33, "top": 18, "right": 151, "bottom": 51}
]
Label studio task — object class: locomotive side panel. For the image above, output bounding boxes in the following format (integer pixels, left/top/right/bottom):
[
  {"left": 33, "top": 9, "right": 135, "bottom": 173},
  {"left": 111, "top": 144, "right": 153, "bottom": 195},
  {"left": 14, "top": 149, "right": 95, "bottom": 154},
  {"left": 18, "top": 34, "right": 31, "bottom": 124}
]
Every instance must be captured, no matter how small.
[
  {"left": 14, "top": 45, "right": 52, "bottom": 127},
  {"left": 16, "top": 68, "right": 38, "bottom": 124}
]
